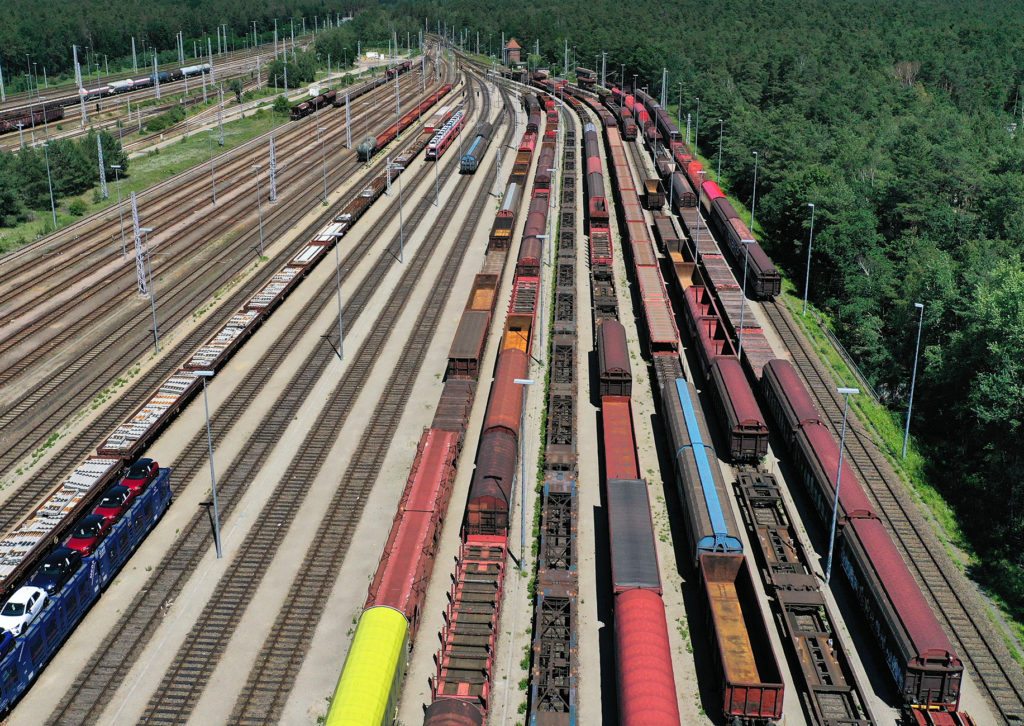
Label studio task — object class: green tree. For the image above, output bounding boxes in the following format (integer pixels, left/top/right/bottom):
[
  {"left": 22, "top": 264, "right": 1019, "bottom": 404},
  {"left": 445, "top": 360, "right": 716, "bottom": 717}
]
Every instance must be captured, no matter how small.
[{"left": 229, "top": 78, "right": 245, "bottom": 105}]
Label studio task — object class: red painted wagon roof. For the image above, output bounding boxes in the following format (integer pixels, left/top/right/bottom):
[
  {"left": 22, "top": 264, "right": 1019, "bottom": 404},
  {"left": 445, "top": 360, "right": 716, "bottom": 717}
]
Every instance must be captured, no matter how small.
[
  {"left": 712, "top": 357, "right": 766, "bottom": 427},
  {"left": 848, "top": 517, "right": 959, "bottom": 664},
  {"left": 799, "top": 424, "right": 877, "bottom": 518},
  {"left": 763, "top": 359, "right": 821, "bottom": 425},
  {"left": 614, "top": 588, "right": 681, "bottom": 726}
]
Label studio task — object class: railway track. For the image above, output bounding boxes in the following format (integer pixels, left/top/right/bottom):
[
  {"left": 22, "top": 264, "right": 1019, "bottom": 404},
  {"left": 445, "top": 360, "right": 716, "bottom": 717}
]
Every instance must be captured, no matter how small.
[
  {"left": 46, "top": 67, "right": 485, "bottom": 726},
  {"left": 0, "top": 72, "right": 442, "bottom": 480},
  {"left": 763, "top": 299, "right": 1024, "bottom": 723},
  {"left": 0, "top": 43, "right": 271, "bottom": 115},
  {"left": 0, "top": 69, "right": 422, "bottom": 317},
  {"left": 227, "top": 82, "right": 516, "bottom": 726},
  {"left": 140, "top": 74, "right": 489, "bottom": 723},
  {"left": 0, "top": 79, "right": 405, "bottom": 365}
]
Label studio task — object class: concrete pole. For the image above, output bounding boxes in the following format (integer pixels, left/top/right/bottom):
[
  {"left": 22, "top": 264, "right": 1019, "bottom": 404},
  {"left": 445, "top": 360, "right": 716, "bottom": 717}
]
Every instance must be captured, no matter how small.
[{"left": 198, "top": 373, "right": 222, "bottom": 559}]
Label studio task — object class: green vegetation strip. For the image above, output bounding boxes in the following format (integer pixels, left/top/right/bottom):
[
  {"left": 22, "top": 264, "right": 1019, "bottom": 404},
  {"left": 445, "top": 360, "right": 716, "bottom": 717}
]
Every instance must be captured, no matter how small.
[{"left": 0, "top": 108, "right": 286, "bottom": 254}]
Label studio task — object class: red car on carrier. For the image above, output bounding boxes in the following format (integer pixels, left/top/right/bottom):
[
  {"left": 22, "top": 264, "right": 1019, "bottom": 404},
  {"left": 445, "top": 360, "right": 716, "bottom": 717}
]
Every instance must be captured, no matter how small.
[
  {"left": 66, "top": 514, "right": 114, "bottom": 555},
  {"left": 121, "top": 458, "right": 158, "bottom": 493}
]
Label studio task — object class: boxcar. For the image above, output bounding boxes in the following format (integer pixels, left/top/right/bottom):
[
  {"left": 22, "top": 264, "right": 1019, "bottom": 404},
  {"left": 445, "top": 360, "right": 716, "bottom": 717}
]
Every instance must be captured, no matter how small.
[
  {"left": 660, "top": 378, "right": 743, "bottom": 558},
  {"left": 597, "top": 319, "right": 631, "bottom": 397},
  {"left": 709, "top": 357, "right": 769, "bottom": 462}
]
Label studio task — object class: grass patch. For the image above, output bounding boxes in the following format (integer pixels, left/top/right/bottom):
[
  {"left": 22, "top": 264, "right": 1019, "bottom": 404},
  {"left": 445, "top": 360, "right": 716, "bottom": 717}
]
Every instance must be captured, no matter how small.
[
  {"left": 0, "top": 109, "right": 286, "bottom": 255},
  {"left": 776, "top": 279, "right": 973, "bottom": 567}
]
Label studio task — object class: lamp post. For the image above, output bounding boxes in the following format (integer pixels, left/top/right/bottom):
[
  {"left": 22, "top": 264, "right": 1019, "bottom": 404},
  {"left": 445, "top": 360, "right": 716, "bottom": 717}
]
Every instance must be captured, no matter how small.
[
  {"left": 513, "top": 377, "right": 534, "bottom": 568},
  {"left": 111, "top": 164, "right": 126, "bottom": 259},
  {"left": 803, "top": 203, "right": 815, "bottom": 316},
  {"left": 736, "top": 239, "right": 755, "bottom": 359},
  {"left": 902, "top": 303, "right": 925, "bottom": 459},
  {"left": 324, "top": 231, "right": 345, "bottom": 359},
  {"left": 140, "top": 227, "right": 159, "bottom": 353},
  {"left": 717, "top": 119, "right": 723, "bottom": 179},
  {"left": 694, "top": 96, "right": 700, "bottom": 155},
  {"left": 546, "top": 166, "right": 557, "bottom": 262},
  {"left": 677, "top": 82, "right": 682, "bottom": 128},
  {"left": 41, "top": 141, "right": 56, "bottom": 227},
  {"left": 209, "top": 130, "right": 218, "bottom": 205},
  {"left": 750, "top": 150, "right": 759, "bottom": 231},
  {"left": 251, "top": 163, "right": 265, "bottom": 256},
  {"left": 536, "top": 232, "right": 550, "bottom": 359},
  {"left": 26, "top": 80, "right": 37, "bottom": 144},
  {"left": 433, "top": 143, "right": 441, "bottom": 205},
  {"left": 195, "top": 370, "right": 223, "bottom": 558},
  {"left": 825, "top": 387, "right": 859, "bottom": 584},
  {"left": 361, "top": 101, "right": 371, "bottom": 165},
  {"left": 391, "top": 162, "right": 406, "bottom": 262},
  {"left": 456, "top": 103, "right": 466, "bottom": 161}
]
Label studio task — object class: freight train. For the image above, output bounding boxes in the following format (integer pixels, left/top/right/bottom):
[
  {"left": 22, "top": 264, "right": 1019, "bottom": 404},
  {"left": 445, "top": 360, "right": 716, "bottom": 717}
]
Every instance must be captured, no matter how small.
[
  {"left": 607, "top": 79, "right": 969, "bottom": 717},
  {"left": 0, "top": 101, "right": 64, "bottom": 133},
  {"left": 79, "top": 64, "right": 211, "bottom": 101},
  {"left": 0, "top": 78, "right": 449, "bottom": 712},
  {"left": 325, "top": 90, "right": 538, "bottom": 726},
  {"left": 559, "top": 81, "right": 787, "bottom": 725},
  {"left": 626, "top": 86, "right": 782, "bottom": 299},
  {"left": 289, "top": 89, "right": 337, "bottom": 120},
  {"left": 0, "top": 62, "right": 214, "bottom": 135},
  {"left": 423, "top": 91, "right": 557, "bottom": 726},
  {"left": 527, "top": 105, "right": 579, "bottom": 722},
  {"left": 0, "top": 467, "right": 172, "bottom": 713},
  {"left": 357, "top": 83, "right": 453, "bottom": 161}
]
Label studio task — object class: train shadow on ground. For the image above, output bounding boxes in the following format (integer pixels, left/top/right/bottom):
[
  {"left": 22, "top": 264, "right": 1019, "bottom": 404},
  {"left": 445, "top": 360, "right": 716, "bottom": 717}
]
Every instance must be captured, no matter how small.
[
  {"left": 766, "top": 427, "right": 901, "bottom": 715},
  {"left": 590, "top": 346, "right": 619, "bottom": 723},
  {"left": 646, "top": 357, "right": 726, "bottom": 724}
]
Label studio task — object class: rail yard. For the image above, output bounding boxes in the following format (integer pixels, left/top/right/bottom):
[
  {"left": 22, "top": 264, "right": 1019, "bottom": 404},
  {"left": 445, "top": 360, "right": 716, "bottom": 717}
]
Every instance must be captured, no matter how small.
[{"left": 0, "top": 30, "right": 1020, "bottom": 726}]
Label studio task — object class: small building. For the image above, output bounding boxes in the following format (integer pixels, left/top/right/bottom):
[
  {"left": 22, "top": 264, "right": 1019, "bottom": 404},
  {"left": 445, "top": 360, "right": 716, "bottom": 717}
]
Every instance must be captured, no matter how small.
[{"left": 504, "top": 38, "right": 521, "bottom": 65}]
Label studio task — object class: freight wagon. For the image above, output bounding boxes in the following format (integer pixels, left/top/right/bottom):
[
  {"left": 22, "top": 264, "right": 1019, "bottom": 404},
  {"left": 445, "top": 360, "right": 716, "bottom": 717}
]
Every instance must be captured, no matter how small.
[
  {"left": 0, "top": 468, "right": 172, "bottom": 712},
  {"left": 760, "top": 359, "right": 964, "bottom": 709},
  {"left": 459, "top": 121, "right": 493, "bottom": 173},
  {"left": 660, "top": 378, "right": 744, "bottom": 556}
]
